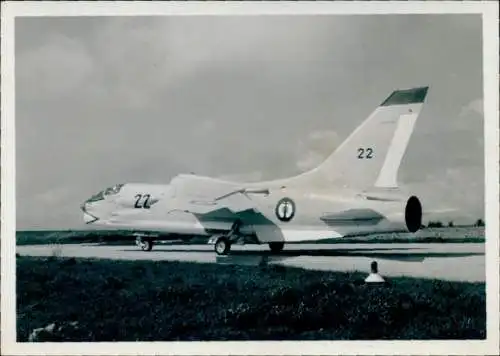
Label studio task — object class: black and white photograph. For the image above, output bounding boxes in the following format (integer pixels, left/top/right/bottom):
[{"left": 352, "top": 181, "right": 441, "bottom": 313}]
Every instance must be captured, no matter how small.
[{"left": 1, "top": 1, "right": 499, "bottom": 355}]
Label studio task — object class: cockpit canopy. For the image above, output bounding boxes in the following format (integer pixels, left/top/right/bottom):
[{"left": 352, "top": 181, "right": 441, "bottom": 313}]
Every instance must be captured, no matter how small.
[{"left": 86, "top": 183, "right": 124, "bottom": 203}]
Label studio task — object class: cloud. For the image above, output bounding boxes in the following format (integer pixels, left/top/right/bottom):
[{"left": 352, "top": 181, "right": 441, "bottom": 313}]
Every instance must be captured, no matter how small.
[
  {"left": 217, "top": 171, "right": 265, "bottom": 182},
  {"left": 460, "top": 98, "right": 483, "bottom": 117},
  {"left": 21, "top": 186, "right": 79, "bottom": 229},
  {"left": 34, "top": 186, "right": 71, "bottom": 205},
  {"left": 14, "top": 15, "right": 484, "bottom": 229},
  {"left": 77, "top": 16, "right": 346, "bottom": 111},
  {"left": 406, "top": 166, "right": 484, "bottom": 223},
  {"left": 17, "top": 34, "right": 94, "bottom": 102},
  {"left": 296, "top": 130, "right": 340, "bottom": 171}
]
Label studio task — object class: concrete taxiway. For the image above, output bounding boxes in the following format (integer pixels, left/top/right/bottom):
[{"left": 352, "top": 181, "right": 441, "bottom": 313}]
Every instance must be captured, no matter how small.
[{"left": 17, "top": 242, "right": 485, "bottom": 282}]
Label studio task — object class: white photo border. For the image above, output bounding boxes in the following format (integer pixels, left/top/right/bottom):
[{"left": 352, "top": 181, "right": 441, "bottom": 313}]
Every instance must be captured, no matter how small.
[{"left": 1, "top": 1, "right": 499, "bottom": 355}]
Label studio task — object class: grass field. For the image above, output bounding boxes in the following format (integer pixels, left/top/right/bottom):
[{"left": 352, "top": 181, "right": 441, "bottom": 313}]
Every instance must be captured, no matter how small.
[
  {"left": 16, "top": 226, "right": 485, "bottom": 246},
  {"left": 17, "top": 256, "right": 486, "bottom": 342}
]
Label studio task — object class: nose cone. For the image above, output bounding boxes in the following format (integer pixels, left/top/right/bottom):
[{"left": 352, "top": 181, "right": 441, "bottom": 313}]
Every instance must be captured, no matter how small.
[{"left": 81, "top": 202, "right": 99, "bottom": 224}]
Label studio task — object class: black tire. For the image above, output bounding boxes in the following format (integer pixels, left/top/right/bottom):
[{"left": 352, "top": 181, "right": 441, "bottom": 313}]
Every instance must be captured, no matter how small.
[
  {"left": 269, "top": 242, "right": 284, "bottom": 254},
  {"left": 215, "top": 236, "right": 231, "bottom": 255},
  {"left": 139, "top": 239, "right": 153, "bottom": 252}
]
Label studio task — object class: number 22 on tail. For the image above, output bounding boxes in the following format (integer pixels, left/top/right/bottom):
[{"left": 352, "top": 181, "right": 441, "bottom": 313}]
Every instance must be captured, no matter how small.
[{"left": 357, "top": 147, "right": 373, "bottom": 159}]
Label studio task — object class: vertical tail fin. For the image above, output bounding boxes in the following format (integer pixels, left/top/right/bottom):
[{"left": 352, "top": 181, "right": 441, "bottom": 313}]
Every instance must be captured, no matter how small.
[{"left": 283, "top": 87, "right": 429, "bottom": 191}]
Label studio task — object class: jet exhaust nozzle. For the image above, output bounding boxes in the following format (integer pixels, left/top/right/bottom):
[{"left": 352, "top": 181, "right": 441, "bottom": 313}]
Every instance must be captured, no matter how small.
[{"left": 405, "top": 195, "right": 422, "bottom": 233}]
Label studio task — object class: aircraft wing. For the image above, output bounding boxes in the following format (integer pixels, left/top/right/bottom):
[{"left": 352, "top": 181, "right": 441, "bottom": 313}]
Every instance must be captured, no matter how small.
[
  {"left": 423, "top": 208, "right": 457, "bottom": 214},
  {"left": 186, "top": 189, "right": 290, "bottom": 243},
  {"left": 181, "top": 188, "right": 268, "bottom": 216}
]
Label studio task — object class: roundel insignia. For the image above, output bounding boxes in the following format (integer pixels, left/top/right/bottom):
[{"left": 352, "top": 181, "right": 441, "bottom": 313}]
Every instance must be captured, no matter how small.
[{"left": 275, "top": 197, "right": 296, "bottom": 222}]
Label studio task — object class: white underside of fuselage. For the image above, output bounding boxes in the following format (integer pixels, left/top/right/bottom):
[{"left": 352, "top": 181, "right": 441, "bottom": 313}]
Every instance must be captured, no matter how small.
[
  {"left": 90, "top": 215, "right": 406, "bottom": 243},
  {"left": 95, "top": 219, "right": 344, "bottom": 242}
]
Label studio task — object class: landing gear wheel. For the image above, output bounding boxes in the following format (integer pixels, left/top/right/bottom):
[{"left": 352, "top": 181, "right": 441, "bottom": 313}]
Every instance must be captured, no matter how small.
[
  {"left": 139, "top": 239, "right": 154, "bottom": 252},
  {"left": 215, "top": 236, "right": 231, "bottom": 256},
  {"left": 269, "top": 242, "right": 284, "bottom": 254}
]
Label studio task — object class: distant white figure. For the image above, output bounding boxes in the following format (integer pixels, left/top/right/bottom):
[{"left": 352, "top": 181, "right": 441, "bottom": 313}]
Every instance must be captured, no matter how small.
[{"left": 365, "top": 261, "right": 385, "bottom": 283}]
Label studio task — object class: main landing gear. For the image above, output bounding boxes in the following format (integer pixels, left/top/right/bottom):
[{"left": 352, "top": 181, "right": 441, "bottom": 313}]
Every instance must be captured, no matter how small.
[
  {"left": 212, "top": 220, "right": 242, "bottom": 256},
  {"left": 214, "top": 236, "right": 231, "bottom": 255},
  {"left": 210, "top": 221, "right": 286, "bottom": 256},
  {"left": 214, "top": 239, "right": 285, "bottom": 255},
  {"left": 135, "top": 234, "right": 155, "bottom": 251},
  {"left": 268, "top": 242, "right": 284, "bottom": 254}
]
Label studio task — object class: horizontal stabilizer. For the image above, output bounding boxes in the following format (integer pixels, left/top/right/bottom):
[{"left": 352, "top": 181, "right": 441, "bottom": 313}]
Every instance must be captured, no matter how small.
[{"left": 422, "top": 208, "right": 457, "bottom": 216}]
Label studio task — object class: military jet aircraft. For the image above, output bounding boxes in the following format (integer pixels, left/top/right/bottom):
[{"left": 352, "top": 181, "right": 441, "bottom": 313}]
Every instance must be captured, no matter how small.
[{"left": 81, "top": 86, "right": 429, "bottom": 255}]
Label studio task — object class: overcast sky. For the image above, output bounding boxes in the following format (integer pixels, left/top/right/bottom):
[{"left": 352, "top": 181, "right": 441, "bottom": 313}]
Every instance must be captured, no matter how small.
[{"left": 15, "top": 14, "right": 484, "bottom": 230}]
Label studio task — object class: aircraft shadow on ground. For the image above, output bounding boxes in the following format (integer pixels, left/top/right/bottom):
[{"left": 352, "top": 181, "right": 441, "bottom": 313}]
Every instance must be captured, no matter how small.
[{"left": 118, "top": 246, "right": 483, "bottom": 262}]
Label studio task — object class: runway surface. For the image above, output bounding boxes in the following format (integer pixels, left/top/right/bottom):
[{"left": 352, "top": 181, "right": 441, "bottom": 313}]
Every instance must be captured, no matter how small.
[{"left": 17, "top": 242, "right": 485, "bottom": 282}]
